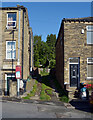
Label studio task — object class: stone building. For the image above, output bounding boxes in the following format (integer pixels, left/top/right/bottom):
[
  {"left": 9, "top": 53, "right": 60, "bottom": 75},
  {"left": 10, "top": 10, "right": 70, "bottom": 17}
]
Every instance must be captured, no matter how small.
[
  {"left": 0, "top": 5, "right": 33, "bottom": 96},
  {"left": 55, "top": 17, "right": 93, "bottom": 97}
]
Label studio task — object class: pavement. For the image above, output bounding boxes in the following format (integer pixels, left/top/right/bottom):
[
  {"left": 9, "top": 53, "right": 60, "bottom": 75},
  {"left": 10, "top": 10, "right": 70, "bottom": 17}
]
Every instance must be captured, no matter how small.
[{"left": 1, "top": 96, "right": 65, "bottom": 106}]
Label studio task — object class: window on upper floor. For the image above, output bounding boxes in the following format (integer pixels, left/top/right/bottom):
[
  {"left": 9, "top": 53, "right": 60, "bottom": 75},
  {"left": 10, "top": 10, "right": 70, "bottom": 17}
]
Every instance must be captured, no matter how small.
[
  {"left": 87, "top": 58, "right": 93, "bottom": 79},
  {"left": 86, "top": 25, "right": 93, "bottom": 44},
  {"left": 6, "top": 13, "right": 16, "bottom": 29},
  {"left": 6, "top": 41, "right": 16, "bottom": 59}
]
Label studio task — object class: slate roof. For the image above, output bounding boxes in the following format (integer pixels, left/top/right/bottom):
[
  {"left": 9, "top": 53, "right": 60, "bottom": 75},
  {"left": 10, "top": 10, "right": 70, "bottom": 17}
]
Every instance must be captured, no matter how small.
[{"left": 63, "top": 17, "right": 93, "bottom": 22}]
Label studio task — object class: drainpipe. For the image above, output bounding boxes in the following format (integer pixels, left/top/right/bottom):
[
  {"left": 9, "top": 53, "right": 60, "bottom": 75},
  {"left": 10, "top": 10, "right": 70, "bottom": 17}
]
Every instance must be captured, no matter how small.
[
  {"left": 17, "top": 7, "right": 21, "bottom": 96},
  {"left": 31, "top": 31, "right": 33, "bottom": 71}
]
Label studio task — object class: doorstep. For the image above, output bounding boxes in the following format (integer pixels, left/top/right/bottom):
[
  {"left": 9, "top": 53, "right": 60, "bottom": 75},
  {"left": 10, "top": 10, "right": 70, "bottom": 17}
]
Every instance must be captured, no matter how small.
[{"left": 64, "top": 102, "right": 75, "bottom": 109}]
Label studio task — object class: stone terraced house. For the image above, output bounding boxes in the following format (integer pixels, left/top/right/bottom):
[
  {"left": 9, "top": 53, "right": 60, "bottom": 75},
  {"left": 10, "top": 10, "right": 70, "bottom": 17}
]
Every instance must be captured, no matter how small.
[
  {"left": 55, "top": 17, "right": 93, "bottom": 98},
  {"left": 0, "top": 5, "right": 33, "bottom": 96}
]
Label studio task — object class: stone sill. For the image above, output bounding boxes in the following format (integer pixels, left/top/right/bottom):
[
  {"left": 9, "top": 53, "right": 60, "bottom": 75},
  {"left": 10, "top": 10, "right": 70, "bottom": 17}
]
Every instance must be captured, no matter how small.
[
  {"left": 4, "top": 28, "right": 18, "bottom": 32},
  {"left": 86, "top": 77, "right": 93, "bottom": 80},
  {"left": 86, "top": 44, "right": 93, "bottom": 46},
  {"left": 3, "top": 59, "right": 17, "bottom": 62}
]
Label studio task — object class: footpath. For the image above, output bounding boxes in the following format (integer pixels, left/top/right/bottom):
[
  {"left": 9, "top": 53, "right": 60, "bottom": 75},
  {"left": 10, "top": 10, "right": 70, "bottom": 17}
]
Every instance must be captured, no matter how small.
[{"left": 1, "top": 96, "right": 65, "bottom": 107}]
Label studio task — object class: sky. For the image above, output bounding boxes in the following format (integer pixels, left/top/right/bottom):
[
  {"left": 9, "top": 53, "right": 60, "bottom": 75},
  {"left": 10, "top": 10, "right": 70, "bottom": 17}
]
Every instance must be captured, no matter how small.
[{"left": 2, "top": 2, "right": 91, "bottom": 41}]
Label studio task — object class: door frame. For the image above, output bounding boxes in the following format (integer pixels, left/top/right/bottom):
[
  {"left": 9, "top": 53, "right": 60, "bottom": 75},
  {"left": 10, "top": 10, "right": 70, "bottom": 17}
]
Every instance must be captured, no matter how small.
[
  {"left": 5, "top": 73, "right": 15, "bottom": 96},
  {"left": 69, "top": 57, "right": 80, "bottom": 89}
]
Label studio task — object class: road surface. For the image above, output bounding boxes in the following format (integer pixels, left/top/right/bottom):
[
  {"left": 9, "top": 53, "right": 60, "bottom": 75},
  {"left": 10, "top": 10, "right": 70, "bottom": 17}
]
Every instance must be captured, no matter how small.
[{"left": 1, "top": 101, "right": 93, "bottom": 118}]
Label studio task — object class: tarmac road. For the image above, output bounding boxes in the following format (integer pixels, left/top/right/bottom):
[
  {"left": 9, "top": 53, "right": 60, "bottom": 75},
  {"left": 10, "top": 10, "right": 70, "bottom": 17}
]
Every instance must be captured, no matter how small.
[{"left": 1, "top": 101, "right": 93, "bottom": 119}]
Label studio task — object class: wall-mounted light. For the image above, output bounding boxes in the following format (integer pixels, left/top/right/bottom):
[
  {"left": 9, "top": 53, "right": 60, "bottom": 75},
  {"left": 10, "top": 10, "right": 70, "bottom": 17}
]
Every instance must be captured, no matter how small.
[{"left": 81, "top": 29, "right": 84, "bottom": 34}]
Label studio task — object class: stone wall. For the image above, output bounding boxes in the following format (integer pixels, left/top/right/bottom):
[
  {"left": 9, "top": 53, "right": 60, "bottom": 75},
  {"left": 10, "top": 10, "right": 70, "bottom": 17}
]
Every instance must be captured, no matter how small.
[
  {"left": 64, "top": 22, "right": 93, "bottom": 85},
  {"left": 0, "top": 7, "right": 32, "bottom": 95},
  {"left": 1, "top": 9, "right": 19, "bottom": 91},
  {"left": 56, "top": 20, "right": 93, "bottom": 90},
  {"left": 23, "top": 11, "right": 30, "bottom": 79},
  {"left": 55, "top": 22, "right": 64, "bottom": 88},
  {"left": 0, "top": 10, "right": 3, "bottom": 93},
  {"left": 9, "top": 80, "right": 17, "bottom": 97}
]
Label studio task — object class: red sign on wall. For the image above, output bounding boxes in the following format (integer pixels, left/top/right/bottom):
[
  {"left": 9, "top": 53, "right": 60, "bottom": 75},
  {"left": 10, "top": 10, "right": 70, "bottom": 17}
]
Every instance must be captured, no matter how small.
[{"left": 15, "top": 65, "right": 21, "bottom": 79}]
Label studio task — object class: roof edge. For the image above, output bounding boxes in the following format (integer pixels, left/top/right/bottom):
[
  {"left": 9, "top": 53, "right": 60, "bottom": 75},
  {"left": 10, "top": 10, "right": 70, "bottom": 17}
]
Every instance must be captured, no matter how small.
[{"left": 55, "top": 17, "right": 93, "bottom": 47}]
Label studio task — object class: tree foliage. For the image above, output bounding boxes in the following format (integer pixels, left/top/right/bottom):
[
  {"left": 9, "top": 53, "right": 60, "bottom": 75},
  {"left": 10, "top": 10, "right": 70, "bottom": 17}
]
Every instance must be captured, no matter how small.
[
  {"left": 33, "top": 34, "right": 56, "bottom": 69},
  {"left": 46, "top": 34, "right": 56, "bottom": 68}
]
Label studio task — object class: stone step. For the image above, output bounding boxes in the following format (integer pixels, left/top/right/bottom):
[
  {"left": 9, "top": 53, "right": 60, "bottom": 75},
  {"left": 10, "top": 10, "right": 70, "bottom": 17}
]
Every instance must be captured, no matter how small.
[{"left": 68, "top": 90, "right": 79, "bottom": 99}]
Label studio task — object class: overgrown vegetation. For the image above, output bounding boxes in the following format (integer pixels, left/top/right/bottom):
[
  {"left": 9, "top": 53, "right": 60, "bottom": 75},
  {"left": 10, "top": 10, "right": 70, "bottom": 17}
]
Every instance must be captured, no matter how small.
[
  {"left": 40, "top": 83, "right": 52, "bottom": 101},
  {"left": 40, "top": 68, "right": 49, "bottom": 76},
  {"left": 52, "top": 75, "right": 69, "bottom": 103},
  {"left": 33, "top": 34, "right": 56, "bottom": 69},
  {"left": 23, "top": 96, "right": 30, "bottom": 100},
  {"left": 23, "top": 70, "right": 69, "bottom": 103},
  {"left": 39, "top": 70, "right": 53, "bottom": 101},
  {"left": 60, "top": 95, "right": 69, "bottom": 103},
  {"left": 22, "top": 80, "right": 38, "bottom": 99}
]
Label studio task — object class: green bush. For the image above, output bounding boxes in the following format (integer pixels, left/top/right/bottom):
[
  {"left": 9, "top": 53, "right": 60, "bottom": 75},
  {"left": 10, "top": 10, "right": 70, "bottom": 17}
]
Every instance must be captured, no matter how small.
[
  {"left": 45, "top": 95, "right": 51, "bottom": 101},
  {"left": 30, "top": 90, "right": 35, "bottom": 97},
  {"left": 22, "top": 96, "right": 30, "bottom": 99},
  {"left": 40, "top": 94, "right": 46, "bottom": 100},
  {"left": 46, "top": 89, "right": 52, "bottom": 95},
  {"left": 33, "top": 84, "right": 37, "bottom": 89},
  {"left": 40, "top": 90, "right": 46, "bottom": 100},
  {"left": 40, "top": 70, "right": 49, "bottom": 76},
  {"left": 40, "top": 90, "right": 51, "bottom": 101},
  {"left": 60, "top": 95, "right": 69, "bottom": 103},
  {"left": 41, "top": 83, "right": 47, "bottom": 90},
  {"left": 40, "top": 90, "right": 45, "bottom": 95},
  {"left": 35, "top": 80, "right": 38, "bottom": 84}
]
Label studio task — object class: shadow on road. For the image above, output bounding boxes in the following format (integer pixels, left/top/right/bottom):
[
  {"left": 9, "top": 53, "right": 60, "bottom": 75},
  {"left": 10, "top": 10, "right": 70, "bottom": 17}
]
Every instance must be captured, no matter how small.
[{"left": 70, "top": 99, "right": 93, "bottom": 113}]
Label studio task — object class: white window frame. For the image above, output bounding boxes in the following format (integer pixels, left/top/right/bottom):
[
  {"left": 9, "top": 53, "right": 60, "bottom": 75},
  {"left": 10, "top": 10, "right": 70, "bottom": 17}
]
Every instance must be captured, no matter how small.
[
  {"left": 86, "top": 26, "right": 93, "bottom": 31},
  {"left": 6, "top": 13, "right": 16, "bottom": 29},
  {"left": 6, "top": 41, "right": 16, "bottom": 59},
  {"left": 86, "top": 25, "right": 93, "bottom": 45},
  {"left": 87, "top": 58, "right": 93, "bottom": 79}
]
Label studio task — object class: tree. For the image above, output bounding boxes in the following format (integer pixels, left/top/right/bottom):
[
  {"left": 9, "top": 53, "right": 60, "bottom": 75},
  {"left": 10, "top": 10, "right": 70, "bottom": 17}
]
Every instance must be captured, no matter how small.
[
  {"left": 33, "top": 34, "right": 56, "bottom": 69},
  {"left": 33, "top": 35, "right": 42, "bottom": 67},
  {"left": 46, "top": 34, "right": 56, "bottom": 68}
]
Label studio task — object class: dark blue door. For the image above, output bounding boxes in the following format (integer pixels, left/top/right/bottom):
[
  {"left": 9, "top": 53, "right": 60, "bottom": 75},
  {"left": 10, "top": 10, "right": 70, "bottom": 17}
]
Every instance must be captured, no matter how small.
[{"left": 70, "top": 64, "right": 79, "bottom": 87}]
